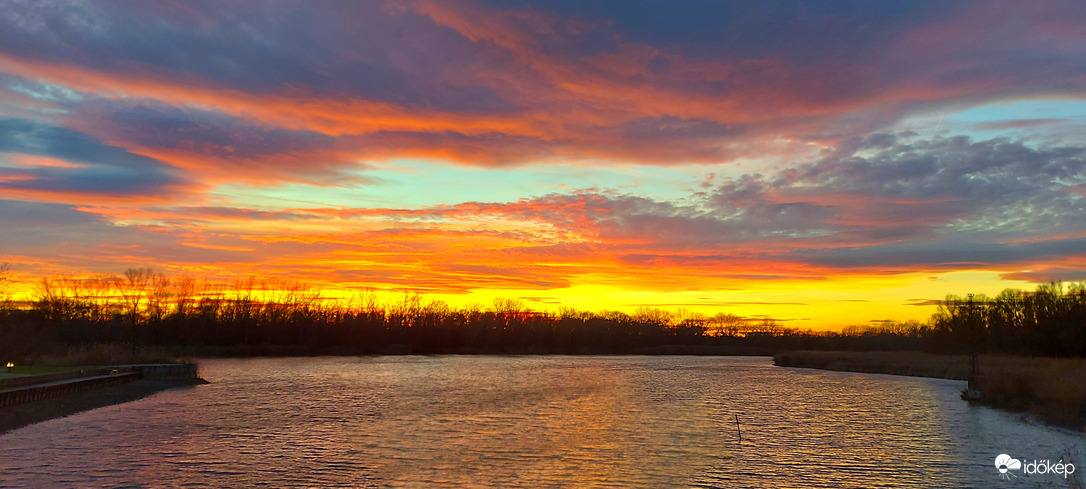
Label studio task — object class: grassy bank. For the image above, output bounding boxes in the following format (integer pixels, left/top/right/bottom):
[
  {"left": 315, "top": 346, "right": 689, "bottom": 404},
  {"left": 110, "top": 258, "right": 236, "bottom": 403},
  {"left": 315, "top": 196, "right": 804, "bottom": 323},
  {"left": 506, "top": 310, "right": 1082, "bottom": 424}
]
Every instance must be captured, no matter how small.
[
  {"left": 774, "top": 351, "right": 1086, "bottom": 430},
  {"left": 2, "top": 365, "right": 83, "bottom": 376},
  {"left": 14, "top": 343, "right": 190, "bottom": 367}
]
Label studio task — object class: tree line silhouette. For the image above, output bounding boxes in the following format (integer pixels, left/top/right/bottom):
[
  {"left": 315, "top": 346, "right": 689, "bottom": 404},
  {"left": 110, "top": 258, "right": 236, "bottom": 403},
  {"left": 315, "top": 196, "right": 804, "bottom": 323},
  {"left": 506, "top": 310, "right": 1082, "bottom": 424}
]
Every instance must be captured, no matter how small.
[
  {"left": 1, "top": 266, "right": 1084, "bottom": 360},
  {"left": 929, "top": 283, "right": 1086, "bottom": 356}
]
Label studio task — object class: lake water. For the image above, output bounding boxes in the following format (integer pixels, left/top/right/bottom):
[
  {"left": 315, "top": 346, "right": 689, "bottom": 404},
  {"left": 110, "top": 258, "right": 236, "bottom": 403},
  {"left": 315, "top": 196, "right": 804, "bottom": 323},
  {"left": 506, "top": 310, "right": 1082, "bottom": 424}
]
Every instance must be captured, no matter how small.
[{"left": 1, "top": 356, "right": 1083, "bottom": 488}]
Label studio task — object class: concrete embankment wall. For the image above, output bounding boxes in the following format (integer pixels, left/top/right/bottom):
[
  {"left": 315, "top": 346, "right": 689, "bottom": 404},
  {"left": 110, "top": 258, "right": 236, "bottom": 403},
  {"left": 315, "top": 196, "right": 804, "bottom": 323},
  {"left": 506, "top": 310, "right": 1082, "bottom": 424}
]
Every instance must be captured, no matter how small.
[
  {"left": 0, "top": 373, "right": 138, "bottom": 407},
  {"left": 110, "top": 363, "right": 200, "bottom": 382},
  {"left": 0, "top": 363, "right": 199, "bottom": 408},
  {"left": 0, "top": 370, "right": 103, "bottom": 390}
]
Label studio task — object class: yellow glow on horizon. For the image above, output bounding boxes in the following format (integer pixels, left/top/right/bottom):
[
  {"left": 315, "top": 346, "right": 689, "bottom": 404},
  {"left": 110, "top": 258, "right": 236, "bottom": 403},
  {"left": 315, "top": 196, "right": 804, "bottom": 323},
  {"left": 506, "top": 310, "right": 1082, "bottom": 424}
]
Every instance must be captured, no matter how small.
[{"left": 0, "top": 258, "right": 1058, "bottom": 332}]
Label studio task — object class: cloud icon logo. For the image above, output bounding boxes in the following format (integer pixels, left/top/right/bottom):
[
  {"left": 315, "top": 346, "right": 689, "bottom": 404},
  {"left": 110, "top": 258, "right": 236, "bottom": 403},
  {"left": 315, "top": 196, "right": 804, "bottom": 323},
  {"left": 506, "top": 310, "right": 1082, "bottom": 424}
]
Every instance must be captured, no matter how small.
[{"left": 995, "top": 454, "right": 1022, "bottom": 479}]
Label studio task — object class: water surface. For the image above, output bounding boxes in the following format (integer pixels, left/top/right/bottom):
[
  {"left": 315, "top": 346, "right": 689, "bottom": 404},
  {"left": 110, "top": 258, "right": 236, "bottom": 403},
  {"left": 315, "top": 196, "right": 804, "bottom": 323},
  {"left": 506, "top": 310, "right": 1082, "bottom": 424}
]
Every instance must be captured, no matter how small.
[{"left": 1, "top": 356, "right": 1082, "bottom": 487}]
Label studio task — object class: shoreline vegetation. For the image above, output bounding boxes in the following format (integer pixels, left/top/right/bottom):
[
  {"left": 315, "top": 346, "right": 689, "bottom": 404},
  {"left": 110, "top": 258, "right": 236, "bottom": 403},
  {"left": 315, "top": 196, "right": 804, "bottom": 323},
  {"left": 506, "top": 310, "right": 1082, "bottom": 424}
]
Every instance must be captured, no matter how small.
[
  {"left": 3, "top": 268, "right": 1083, "bottom": 362},
  {"left": 1, "top": 268, "right": 1084, "bottom": 432},
  {"left": 774, "top": 351, "right": 1086, "bottom": 431}
]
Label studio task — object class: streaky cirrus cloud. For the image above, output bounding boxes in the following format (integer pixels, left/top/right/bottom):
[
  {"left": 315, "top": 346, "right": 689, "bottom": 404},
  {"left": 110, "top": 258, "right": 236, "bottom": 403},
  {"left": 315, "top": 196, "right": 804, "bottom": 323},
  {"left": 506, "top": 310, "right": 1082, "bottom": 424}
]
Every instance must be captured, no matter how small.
[
  {"left": 29, "top": 133, "right": 1071, "bottom": 289},
  {"left": 1, "top": 1, "right": 1085, "bottom": 327},
  {"left": 0, "top": 117, "right": 189, "bottom": 202},
  {"left": 1, "top": 1, "right": 1084, "bottom": 178}
]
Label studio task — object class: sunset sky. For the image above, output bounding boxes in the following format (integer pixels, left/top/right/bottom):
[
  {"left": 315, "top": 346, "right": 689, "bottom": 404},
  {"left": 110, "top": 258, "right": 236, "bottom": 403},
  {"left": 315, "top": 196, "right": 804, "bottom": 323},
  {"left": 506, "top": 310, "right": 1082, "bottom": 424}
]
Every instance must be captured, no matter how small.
[{"left": 1, "top": 1, "right": 1085, "bottom": 329}]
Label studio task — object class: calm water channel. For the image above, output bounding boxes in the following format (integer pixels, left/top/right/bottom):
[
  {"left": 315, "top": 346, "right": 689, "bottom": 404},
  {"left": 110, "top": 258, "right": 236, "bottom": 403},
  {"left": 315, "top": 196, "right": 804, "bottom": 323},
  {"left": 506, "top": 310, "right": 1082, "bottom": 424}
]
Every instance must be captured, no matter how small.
[{"left": 1, "top": 356, "right": 1083, "bottom": 487}]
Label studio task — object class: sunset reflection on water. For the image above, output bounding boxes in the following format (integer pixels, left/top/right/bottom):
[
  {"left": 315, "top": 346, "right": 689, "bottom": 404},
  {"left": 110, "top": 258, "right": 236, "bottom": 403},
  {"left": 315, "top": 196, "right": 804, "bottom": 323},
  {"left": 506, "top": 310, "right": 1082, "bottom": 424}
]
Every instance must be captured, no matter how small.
[{"left": 1, "top": 356, "right": 1083, "bottom": 487}]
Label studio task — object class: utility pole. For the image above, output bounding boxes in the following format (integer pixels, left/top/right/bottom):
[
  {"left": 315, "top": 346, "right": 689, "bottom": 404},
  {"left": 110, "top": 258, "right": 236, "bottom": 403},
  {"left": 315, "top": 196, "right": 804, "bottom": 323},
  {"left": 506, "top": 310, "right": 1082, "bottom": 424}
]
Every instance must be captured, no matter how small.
[
  {"left": 945, "top": 293, "right": 1026, "bottom": 400},
  {"left": 968, "top": 293, "right": 978, "bottom": 384}
]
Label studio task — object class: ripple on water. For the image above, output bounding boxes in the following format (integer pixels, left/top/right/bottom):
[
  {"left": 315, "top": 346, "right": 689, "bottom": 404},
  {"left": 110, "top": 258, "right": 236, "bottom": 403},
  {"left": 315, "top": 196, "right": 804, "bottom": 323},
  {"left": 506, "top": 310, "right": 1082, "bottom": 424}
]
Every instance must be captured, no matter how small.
[{"left": 0, "top": 356, "right": 1083, "bottom": 488}]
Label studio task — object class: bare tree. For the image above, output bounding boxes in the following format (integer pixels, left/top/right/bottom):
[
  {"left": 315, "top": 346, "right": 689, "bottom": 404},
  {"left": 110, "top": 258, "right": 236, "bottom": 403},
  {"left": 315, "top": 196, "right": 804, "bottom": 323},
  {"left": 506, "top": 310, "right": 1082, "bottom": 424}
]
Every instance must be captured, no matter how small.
[
  {"left": 393, "top": 292, "right": 423, "bottom": 327},
  {"left": 634, "top": 306, "right": 673, "bottom": 326},
  {"left": 421, "top": 298, "right": 450, "bottom": 316},
  {"left": 462, "top": 301, "right": 484, "bottom": 318},
  {"left": 349, "top": 288, "right": 383, "bottom": 319},
  {"left": 492, "top": 297, "right": 526, "bottom": 315},
  {"left": 558, "top": 306, "right": 593, "bottom": 321},
  {"left": 0, "top": 263, "right": 10, "bottom": 304},
  {"left": 34, "top": 276, "right": 91, "bottom": 322},
  {"left": 173, "top": 276, "right": 197, "bottom": 318},
  {"left": 81, "top": 274, "right": 120, "bottom": 321},
  {"left": 707, "top": 313, "right": 747, "bottom": 337},
  {"left": 118, "top": 268, "right": 156, "bottom": 326},
  {"left": 146, "top": 272, "right": 172, "bottom": 322}
]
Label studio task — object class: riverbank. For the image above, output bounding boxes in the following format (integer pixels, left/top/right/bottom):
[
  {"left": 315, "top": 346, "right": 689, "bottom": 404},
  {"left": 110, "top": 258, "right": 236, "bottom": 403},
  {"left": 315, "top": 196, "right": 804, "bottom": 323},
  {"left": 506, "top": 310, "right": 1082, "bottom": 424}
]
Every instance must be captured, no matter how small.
[
  {"left": 0, "top": 364, "right": 208, "bottom": 434},
  {"left": 0, "top": 378, "right": 205, "bottom": 434},
  {"left": 774, "top": 350, "right": 1086, "bottom": 431},
  {"left": 14, "top": 342, "right": 779, "bottom": 362}
]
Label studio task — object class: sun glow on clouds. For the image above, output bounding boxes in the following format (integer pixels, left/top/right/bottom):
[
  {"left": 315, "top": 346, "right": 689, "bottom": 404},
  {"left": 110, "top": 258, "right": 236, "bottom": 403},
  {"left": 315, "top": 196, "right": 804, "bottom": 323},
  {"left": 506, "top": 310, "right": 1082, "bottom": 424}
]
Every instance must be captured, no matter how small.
[{"left": 1, "top": 1, "right": 1086, "bottom": 329}]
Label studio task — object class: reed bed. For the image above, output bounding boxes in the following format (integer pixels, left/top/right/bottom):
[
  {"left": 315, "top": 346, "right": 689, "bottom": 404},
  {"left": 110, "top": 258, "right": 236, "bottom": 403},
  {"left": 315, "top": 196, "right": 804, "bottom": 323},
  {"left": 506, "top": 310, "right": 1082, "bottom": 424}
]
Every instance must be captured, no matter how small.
[{"left": 775, "top": 350, "right": 1086, "bottom": 430}]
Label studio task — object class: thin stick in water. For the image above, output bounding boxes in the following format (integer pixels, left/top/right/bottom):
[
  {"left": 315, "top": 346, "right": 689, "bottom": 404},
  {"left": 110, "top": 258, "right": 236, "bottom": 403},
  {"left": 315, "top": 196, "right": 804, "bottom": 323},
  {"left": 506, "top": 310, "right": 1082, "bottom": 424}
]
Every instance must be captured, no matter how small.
[{"left": 735, "top": 414, "right": 742, "bottom": 442}]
